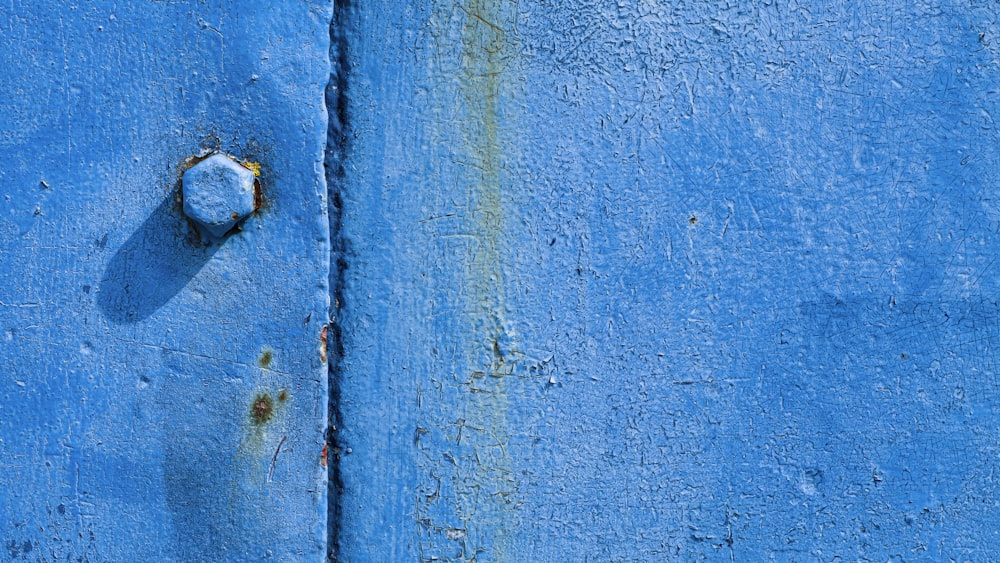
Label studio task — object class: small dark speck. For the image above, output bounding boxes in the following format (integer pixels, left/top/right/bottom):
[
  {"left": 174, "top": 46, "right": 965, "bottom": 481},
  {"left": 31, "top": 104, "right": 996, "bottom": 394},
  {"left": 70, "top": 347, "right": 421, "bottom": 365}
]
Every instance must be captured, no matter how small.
[
  {"left": 961, "top": 155, "right": 971, "bottom": 165},
  {"left": 40, "top": 180, "right": 50, "bottom": 189},
  {"left": 305, "top": 312, "right": 312, "bottom": 324},
  {"left": 689, "top": 216, "right": 697, "bottom": 224},
  {"left": 96, "top": 233, "right": 108, "bottom": 249},
  {"left": 57, "top": 503, "right": 66, "bottom": 515},
  {"left": 549, "top": 238, "right": 556, "bottom": 246},
  {"left": 277, "top": 389, "right": 288, "bottom": 403},
  {"left": 82, "top": 285, "right": 91, "bottom": 294},
  {"left": 140, "top": 374, "right": 150, "bottom": 383},
  {"left": 899, "top": 353, "right": 908, "bottom": 360}
]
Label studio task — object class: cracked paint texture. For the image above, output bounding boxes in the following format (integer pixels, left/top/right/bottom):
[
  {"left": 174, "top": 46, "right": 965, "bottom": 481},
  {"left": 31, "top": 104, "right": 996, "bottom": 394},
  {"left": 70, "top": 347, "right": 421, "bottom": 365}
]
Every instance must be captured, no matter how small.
[
  {"left": 336, "top": 0, "right": 1000, "bottom": 561},
  {"left": 5, "top": 0, "right": 1000, "bottom": 560}
]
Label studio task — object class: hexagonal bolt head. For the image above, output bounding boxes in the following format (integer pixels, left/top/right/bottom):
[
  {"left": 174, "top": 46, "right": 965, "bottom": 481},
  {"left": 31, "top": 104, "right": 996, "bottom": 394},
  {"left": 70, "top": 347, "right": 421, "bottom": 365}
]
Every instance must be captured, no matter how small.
[{"left": 182, "top": 154, "right": 257, "bottom": 240}]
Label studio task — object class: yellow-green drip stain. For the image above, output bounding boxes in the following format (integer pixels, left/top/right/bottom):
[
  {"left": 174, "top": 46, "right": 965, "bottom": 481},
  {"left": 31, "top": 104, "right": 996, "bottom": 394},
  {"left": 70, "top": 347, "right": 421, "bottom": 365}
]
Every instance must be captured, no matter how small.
[
  {"left": 419, "top": 0, "right": 520, "bottom": 558},
  {"left": 456, "top": 0, "right": 519, "bottom": 559}
]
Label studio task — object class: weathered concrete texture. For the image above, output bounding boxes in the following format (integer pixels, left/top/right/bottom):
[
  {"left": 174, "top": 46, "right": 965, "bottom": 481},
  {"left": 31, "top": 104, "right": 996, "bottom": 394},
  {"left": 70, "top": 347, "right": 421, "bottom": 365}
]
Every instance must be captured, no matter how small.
[
  {"left": 337, "top": 0, "right": 1000, "bottom": 560},
  {"left": 0, "top": 2, "right": 331, "bottom": 561}
]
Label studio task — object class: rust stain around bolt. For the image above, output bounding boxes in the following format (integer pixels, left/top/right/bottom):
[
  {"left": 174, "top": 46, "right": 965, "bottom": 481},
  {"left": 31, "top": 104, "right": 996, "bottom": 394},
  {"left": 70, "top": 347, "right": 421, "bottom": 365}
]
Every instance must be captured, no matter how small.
[{"left": 253, "top": 178, "right": 264, "bottom": 212}]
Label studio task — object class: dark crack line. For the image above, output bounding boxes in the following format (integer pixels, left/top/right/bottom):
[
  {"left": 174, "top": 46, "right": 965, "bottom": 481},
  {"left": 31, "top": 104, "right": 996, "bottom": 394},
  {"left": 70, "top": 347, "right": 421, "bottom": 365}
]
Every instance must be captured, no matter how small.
[{"left": 324, "top": 0, "right": 352, "bottom": 561}]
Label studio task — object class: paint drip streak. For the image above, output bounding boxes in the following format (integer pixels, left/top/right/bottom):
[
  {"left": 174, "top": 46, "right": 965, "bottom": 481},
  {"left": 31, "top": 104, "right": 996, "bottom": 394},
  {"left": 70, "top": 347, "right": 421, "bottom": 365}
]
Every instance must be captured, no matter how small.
[{"left": 458, "top": 0, "right": 517, "bottom": 559}]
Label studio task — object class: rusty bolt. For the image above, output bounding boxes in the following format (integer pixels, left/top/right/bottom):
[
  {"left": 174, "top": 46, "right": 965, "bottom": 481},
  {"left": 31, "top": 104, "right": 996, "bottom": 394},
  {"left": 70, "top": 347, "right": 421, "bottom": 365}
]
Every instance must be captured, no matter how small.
[{"left": 182, "top": 154, "right": 256, "bottom": 239}]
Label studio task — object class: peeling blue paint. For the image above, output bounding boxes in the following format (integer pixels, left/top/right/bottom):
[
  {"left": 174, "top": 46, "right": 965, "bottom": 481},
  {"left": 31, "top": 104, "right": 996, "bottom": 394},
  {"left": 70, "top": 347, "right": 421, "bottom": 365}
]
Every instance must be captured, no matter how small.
[{"left": 336, "top": 0, "right": 1000, "bottom": 560}]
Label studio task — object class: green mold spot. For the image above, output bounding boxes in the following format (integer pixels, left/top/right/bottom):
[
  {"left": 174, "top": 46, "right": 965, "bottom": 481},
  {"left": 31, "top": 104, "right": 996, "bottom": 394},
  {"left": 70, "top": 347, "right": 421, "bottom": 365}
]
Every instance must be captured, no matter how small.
[
  {"left": 258, "top": 349, "right": 273, "bottom": 369},
  {"left": 250, "top": 393, "right": 275, "bottom": 425}
]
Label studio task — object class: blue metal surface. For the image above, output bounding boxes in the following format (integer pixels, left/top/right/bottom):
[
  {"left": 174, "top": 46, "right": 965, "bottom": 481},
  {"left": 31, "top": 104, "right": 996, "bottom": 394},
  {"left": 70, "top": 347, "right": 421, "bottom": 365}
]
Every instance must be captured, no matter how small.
[
  {"left": 335, "top": 0, "right": 1000, "bottom": 561},
  {"left": 5, "top": 0, "right": 1000, "bottom": 560},
  {"left": 0, "top": 2, "right": 330, "bottom": 560}
]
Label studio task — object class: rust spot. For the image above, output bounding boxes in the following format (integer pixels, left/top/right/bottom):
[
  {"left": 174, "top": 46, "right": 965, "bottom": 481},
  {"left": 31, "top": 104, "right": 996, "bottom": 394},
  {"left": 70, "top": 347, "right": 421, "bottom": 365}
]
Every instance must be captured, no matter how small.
[
  {"left": 320, "top": 442, "right": 328, "bottom": 468},
  {"left": 231, "top": 211, "right": 240, "bottom": 220},
  {"left": 253, "top": 178, "right": 264, "bottom": 211},
  {"left": 251, "top": 393, "right": 275, "bottom": 425},
  {"left": 258, "top": 349, "right": 273, "bottom": 369},
  {"left": 320, "top": 325, "right": 328, "bottom": 364},
  {"left": 277, "top": 388, "right": 288, "bottom": 403},
  {"left": 689, "top": 216, "right": 698, "bottom": 225}
]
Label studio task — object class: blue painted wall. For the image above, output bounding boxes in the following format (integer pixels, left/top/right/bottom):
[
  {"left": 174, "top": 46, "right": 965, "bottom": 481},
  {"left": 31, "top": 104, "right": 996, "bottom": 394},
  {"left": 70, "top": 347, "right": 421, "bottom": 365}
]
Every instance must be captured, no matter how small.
[
  {"left": 336, "top": 0, "right": 1000, "bottom": 561},
  {"left": 5, "top": 0, "right": 1000, "bottom": 560},
  {"left": 0, "top": 2, "right": 330, "bottom": 560}
]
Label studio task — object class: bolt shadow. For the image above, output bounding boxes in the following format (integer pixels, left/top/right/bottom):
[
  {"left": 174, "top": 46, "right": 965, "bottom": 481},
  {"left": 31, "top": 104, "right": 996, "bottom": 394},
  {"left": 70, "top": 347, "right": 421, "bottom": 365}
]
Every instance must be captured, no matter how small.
[{"left": 97, "top": 192, "right": 219, "bottom": 324}]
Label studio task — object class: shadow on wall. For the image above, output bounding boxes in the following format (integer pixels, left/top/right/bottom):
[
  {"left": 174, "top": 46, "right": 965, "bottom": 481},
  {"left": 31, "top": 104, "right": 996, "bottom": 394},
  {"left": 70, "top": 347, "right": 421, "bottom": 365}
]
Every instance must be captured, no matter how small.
[
  {"left": 97, "top": 193, "right": 219, "bottom": 324},
  {"left": 159, "top": 363, "right": 249, "bottom": 561}
]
